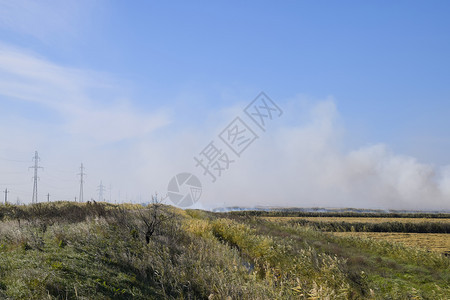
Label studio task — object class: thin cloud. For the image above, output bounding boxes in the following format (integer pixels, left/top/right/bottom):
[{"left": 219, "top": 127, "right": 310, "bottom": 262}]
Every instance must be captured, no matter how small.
[
  {"left": 0, "top": 0, "right": 99, "bottom": 43},
  {"left": 0, "top": 44, "right": 171, "bottom": 143},
  {"left": 0, "top": 44, "right": 171, "bottom": 203}
]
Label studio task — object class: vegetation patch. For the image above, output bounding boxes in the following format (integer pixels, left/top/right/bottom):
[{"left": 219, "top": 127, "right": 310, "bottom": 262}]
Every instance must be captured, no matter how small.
[{"left": 0, "top": 202, "right": 448, "bottom": 299}]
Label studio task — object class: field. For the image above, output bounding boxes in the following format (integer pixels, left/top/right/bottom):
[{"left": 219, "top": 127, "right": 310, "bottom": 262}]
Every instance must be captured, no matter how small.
[
  {"left": 332, "top": 232, "right": 450, "bottom": 253},
  {"left": 0, "top": 202, "right": 449, "bottom": 299},
  {"left": 262, "top": 216, "right": 450, "bottom": 254}
]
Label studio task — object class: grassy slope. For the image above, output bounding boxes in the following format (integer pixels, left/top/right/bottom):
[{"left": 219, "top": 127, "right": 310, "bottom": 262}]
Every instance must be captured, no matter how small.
[{"left": 0, "top": 202, "right": 448, "bottom": 299}]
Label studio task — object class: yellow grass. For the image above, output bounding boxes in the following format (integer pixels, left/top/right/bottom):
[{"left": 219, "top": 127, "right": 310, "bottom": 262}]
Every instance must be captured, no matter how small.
[
  {"left": 262, "top": 216, "right": 450, "bottom": 224},
  {"left": 332, "top": 232, "right": 450, "bottom": 253}
]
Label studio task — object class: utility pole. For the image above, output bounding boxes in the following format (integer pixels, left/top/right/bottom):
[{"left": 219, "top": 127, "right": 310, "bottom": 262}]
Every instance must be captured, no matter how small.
[
  {"left": 109, "top": 184, "right": 112, "bottom": 203},
  {"left": 29, "top": 151, "right": 43, "bottom": 204},
  {"left": 47, "top": 193, "right": 50, "bottom": 202},
  {"left": 3, "top": 188, "right": 9, "bottom": 204},
  {"left": 78, "top": 163, "right": 86, "bottom": 202},
  {"left": 97, "top": 181, "right": 105, "bottom": 202}
]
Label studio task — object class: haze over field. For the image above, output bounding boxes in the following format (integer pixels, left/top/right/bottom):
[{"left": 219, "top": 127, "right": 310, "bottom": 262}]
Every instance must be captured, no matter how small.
[{"left": 0, "top": 1, "right": 449, "bottom": 210}]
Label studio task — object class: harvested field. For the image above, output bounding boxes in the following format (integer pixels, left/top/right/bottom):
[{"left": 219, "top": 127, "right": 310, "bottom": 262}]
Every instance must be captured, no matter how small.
[{"left": 332, "top": 232, "right": 450, "bottom": 254}]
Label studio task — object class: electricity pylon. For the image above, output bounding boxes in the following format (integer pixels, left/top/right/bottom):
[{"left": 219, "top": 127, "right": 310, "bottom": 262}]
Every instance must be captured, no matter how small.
[
  {"left": 97, "top": 181, "right": 105, "bottom": 202},
  {"left": 29, "top": 151, "right": 42, "bottom": 204},
  {"left": 78, "top": 163, "right": 86, "bottom": 202},
  {"left": 3, "top": 188, "right": 9, "bottom": 204}
]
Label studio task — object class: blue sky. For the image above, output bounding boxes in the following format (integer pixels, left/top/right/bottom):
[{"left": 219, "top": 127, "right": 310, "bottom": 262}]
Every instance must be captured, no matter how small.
[{"left": 0, "top": 1, "right": 449, "bottom": 209}]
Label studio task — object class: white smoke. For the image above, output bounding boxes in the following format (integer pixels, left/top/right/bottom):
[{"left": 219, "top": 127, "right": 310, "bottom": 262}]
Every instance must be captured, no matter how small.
[
  {"left": 201, "top": 100, "right": 450, "bottom": 211},
  {"left": 0, "top": 44, "right": 448, "bottom": 210}
]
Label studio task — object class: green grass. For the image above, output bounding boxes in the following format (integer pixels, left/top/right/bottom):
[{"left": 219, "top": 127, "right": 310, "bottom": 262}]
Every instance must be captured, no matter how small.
[{"left": 0, "top": 202, "right": 448, "bottom": 299}]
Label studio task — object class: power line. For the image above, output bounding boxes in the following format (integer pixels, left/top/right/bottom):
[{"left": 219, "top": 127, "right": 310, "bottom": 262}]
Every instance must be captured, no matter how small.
[
  {"left": 0, "top": 157, "right": 29, "bottom": 163},
  {"left": 0, "top": 182, "right": 28, "bottom": 187},
  {"left": 78, "top": 163, "right": 86, "bottom": 202},
  {"left": 29, "top": 151, "right": 43, "bottom": 204}
]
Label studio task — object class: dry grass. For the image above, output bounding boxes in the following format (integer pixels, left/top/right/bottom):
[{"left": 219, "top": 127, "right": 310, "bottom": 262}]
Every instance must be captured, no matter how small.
[
  {"left": 1, "top": 203, "right": 449, "bottom": 299},
  {"left": 332, "top": 232, "right": 450, "bottom": 253}
]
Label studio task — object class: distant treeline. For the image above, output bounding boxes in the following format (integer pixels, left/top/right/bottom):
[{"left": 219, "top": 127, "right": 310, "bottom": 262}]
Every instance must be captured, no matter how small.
[
  {"left": 226, "top": 210, "right": 450, "bottom": 219},
  {"left": 288, "top": 219, "right": 450, "bottom": 234}
]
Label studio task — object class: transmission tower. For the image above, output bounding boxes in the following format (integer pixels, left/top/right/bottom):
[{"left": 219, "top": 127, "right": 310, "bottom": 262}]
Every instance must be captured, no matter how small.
[
  {"left": 3, "top": 188, "right": 9, "bottom": 204},
  {"left": 97, "top": 181, "right": 105, "bottom": 202},
  {"left": 78, "top": 163, "right": 86, "bottom": 202},
  {"left": 29, "top": 151, "right": 43, "bottom": 204}
]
